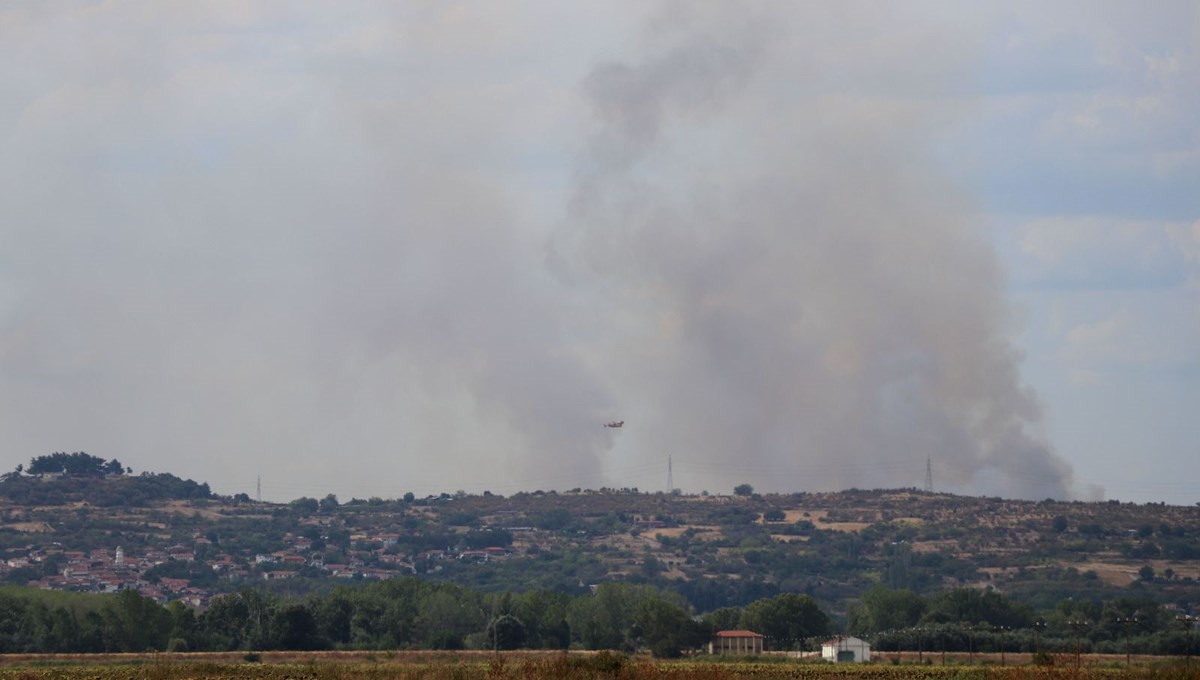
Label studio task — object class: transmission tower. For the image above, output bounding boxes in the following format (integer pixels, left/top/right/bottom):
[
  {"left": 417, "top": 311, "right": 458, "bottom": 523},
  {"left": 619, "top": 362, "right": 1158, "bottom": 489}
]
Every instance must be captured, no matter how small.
[
  {"left": 667, "top": 455, "right": 674, "bottom": 494},
  {"left": 256, "top": 475, "right": 262, "bottom": 503},
  {"left": 924, "top": 456, "right": 933, "bottom": 493}
]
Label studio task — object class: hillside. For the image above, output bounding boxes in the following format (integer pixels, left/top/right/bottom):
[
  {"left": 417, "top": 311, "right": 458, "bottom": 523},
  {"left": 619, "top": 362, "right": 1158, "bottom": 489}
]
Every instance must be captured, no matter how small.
[{"left": 1, "top": 465, "right": 1197, "bottom": 620}]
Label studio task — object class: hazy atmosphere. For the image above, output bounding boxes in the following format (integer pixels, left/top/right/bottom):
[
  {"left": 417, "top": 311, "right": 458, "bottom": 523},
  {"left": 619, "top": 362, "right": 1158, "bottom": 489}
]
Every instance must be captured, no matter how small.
[{"left": 1, "top": 2, "right": 1196, "bottom": 503}]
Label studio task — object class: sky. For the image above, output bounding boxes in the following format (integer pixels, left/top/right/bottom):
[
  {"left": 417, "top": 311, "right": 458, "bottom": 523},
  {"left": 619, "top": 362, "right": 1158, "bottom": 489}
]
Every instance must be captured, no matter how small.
[{"left": 1, "top": 2, "right": 1197, "bottom": 504}]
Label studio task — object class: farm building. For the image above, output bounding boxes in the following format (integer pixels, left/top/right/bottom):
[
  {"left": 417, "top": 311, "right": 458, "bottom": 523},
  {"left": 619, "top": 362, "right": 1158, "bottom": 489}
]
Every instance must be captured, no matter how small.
[
  {"left": 821, "top": 636, "right": 871, "bottom": 662},
  {"left": 709, "top": 630, "right": 764, "bottom": 655}
]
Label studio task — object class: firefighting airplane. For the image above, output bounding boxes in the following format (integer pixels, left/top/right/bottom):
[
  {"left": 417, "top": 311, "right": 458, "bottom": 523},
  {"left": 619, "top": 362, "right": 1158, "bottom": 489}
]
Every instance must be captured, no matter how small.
[{"left": 603, "top": 420, "right": 625, "bottom": 428}]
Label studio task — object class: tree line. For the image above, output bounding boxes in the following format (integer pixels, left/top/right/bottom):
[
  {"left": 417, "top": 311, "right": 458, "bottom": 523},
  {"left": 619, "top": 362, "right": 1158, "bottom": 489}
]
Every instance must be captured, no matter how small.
[
  {"left": 849, "top": 585, "right": 1198, "bottom": 656},
  {"left": 1, "top": 579, "right": 1195, "bottom": 658},
  {"left": 0, "top": 580, "right": 828, "bottom": 657}
]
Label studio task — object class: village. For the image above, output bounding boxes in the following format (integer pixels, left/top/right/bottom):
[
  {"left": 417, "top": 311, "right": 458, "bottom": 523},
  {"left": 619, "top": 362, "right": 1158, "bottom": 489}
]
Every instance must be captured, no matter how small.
[{"left": 0, "top": 531, "right": 520, "bottom": 608}]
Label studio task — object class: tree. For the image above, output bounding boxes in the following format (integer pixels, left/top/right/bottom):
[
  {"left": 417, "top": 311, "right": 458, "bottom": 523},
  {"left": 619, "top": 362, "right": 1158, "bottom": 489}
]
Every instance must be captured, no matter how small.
[
  {"left": 102, "top": 589, "right": 171, "bottom": 652},
  {"left": 512, "top": 590, "right": 572, "bottom": 650},
  {"left": 289, "top": 497, "right": 319, "bottom": 514},
  {"left": 848, "top": 586, "right": 925, "bottom": 635},
  {"left": 763, "top": 508, "right": 786, "bottom": 522},
  {"left": 319, "top": 494, "right": 340, "bottom": 513},
  {"left": 733, "top": 484, "right": 754, "bottom": 497},
  {"left": 739, "top": 593, "right": 829, "bottom": 650},
  {"left": 27, "top": 452, "right": 113, "bottom": 476},
  {"left": 634, "top": 598, "right": 693, "bottom": 658},
  {"left": 416, "top": 588, "right": 483, "bottom": 649},
  {"left": 486, "top": 614, "right": 527, "bottom": 650},
  {"left": 566, "top": 583, "right": 677, "bottom": 652},
  {"left": 312, "top": 592, "right": 354, "bottom": 645},
  {"left": 922, "top": 588, "right": 1033, "bottom": 628},
  {"left": 702, "top": 607, "right": 743, "bottom": 632},
  {"left": 271, "top": 604, "right": 323, "bottom": 650},
  {"left": 535, "top": 508, "right": 572, "bottom": 530},
  {"left": 165, "top": 601, "right": 196, "bottom": 651}
]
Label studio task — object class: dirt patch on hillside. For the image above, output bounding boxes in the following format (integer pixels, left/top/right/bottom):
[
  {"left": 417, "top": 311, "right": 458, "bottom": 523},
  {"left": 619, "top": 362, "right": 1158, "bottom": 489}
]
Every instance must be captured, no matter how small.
[
  {"left": 156, "top": 500, "right": 228, "bottom": 520},
  {"left": 795, "top": 509, "right": 872, "bottom": 533},
  {"left": 649, "top": 525, "right": 721, "bottom": 541},
  {"left": 912, "top": 540, "right": 958, "bottom": 553},
  {"left": 1075, "top": 561, "right": 1137, "bottom": 586},
  {"left": 1, "top": 522, "right": 53, "bottom": 533}
]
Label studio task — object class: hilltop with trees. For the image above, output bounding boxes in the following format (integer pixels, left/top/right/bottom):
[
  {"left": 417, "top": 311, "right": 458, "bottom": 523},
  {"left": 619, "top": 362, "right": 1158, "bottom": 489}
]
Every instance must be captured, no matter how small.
[{"left": 0, "top": 458, "right": 1198, "bottom": 655}]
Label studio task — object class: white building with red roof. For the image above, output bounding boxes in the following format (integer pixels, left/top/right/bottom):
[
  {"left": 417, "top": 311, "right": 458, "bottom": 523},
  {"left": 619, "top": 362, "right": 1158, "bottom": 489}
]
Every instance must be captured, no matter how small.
[{"left": 709, "top": 630, "right": 764, "bottom": 655}]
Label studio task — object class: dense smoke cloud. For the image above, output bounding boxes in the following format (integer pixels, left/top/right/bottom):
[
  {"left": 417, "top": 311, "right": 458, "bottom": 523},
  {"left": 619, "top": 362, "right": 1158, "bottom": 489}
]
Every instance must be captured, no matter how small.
[
  {"left": 554, "top": 4, "right": 1079, "bottom": 499},
  {"left": 0, "top": 3, "right": 1088, "bottom": 500}
]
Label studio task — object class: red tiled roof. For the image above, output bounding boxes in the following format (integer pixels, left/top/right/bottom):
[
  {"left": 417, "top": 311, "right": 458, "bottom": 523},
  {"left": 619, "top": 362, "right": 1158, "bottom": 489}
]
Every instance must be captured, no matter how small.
[{"left": 714, "top": 630, "right": 764, "bottom": 638}]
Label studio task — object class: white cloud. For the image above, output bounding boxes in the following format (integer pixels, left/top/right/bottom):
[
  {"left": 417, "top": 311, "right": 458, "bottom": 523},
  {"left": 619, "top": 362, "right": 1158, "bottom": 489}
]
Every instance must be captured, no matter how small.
[
  {"left": 1006, "top": 216, "right": 1197, "bottom": 289},
  {"left": 1167, "top": 220, "right": 1200, "bottom": 264}
]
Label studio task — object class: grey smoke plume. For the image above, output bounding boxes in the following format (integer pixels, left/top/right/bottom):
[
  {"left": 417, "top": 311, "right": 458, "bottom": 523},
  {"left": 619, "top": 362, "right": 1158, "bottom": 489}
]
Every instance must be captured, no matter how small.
[
  {"left": 0, "top": 3, "right": 1085, "bottom": 501},
  {"left": 553, "top": 5, "right": 1079, "bottom": 499}
]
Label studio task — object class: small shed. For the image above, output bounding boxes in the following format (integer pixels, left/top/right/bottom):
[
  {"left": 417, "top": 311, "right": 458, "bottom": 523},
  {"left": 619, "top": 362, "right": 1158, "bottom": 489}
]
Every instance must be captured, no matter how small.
[
  {"left": 709, "top": 630, "right": 765, "bottom": 655},
  {"left": 821, "top": 636, "right": 871, "bottom": 663}
]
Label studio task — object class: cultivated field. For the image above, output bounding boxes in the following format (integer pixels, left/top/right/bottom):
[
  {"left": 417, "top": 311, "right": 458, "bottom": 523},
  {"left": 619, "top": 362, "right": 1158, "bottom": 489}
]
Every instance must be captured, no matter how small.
[{"left": 1, "top": 652, "right": 1199, "bottom": 679}]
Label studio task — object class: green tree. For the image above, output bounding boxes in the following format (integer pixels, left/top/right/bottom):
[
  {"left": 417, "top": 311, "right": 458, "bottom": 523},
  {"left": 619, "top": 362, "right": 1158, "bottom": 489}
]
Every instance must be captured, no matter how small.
[
  {"left": 739, "top": 593, "right": 829, "bottom": 650},
  {"left": 289, "top": 497, "right": 319, "bottom": 514},
  {"left": 271, "top": 603, "right": 323, "bottom": 650},
  {"left": 733, "top": 484, "right": 754, "bottom": 497},
  {"left": 27, "top": 452, "right": 115, "bottom": 476},
  {"left": 848, "top": 585, "right": 925, "bottom": 636},
  {"left": 165, "top": 601, "right": 196, "bottom": 651},
  {"left": 535, "top": 508, "right": 573, "bottom": 530},
  {"left": 702, "top": 607, "right": 743, "bottom": 632},
  {"left": 416, "top": 588, "right": 483, "bottom": 649},
  {"left": 633, "top": 597, "right": 706, "bottom": 658},
  {"left": 312, "top": 592, "right": 354, "bottom": 645},
  {"left": 101, "top": 589, "right": 171, "bottom": 652},
  {"left": 567, "top": 583, "right": 663, "bottom": 651},
  {"left": 509, "top": 590, "right": 571, "bottom": 649},
  {"left": 922, "top": 588, "right": 1033, "bottom": 628},
  {"left": 485, "top": 614, "right": 527, "bottom": 650}
]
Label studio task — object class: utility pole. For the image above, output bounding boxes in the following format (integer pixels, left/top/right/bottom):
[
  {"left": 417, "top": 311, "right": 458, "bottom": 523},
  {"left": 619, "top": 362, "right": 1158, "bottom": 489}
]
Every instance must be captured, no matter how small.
[
  {"left": 256, "top": 475, "right": 261, "bottom": 503},
  {"left": 996, "top": 625, "right": 1008, "bottom": 667},
  {"left": 667, "top": 455, "right": 673, "bottom": 494},
  {"left": 1117, "top": 617, "right": 1138, "bottom": 667},
  {"left": 1177, "top": 615, "right": 1195, "bottom": 669},
  {"left": 1068, "top": 620, "right": 1090, "bottom": 671},
  {"left": 1034, "top": 620, "right": 1046, "bottom": 658}
]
